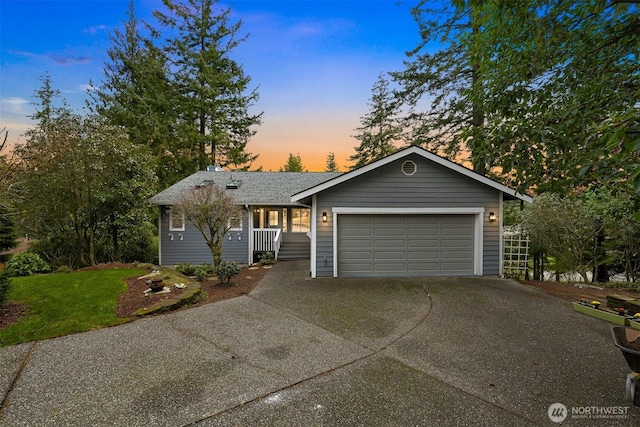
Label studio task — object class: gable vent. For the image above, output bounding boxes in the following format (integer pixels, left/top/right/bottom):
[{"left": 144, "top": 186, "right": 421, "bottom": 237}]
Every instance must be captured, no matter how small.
[{"left": 402, "top": 160, "right": 417, "bottom": 176}]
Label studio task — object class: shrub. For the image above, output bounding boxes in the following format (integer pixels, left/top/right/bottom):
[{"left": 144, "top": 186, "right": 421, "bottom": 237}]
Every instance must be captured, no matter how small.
[
  {"left": 6, "top": 252, "right": 51, "bottom": 277},
  {"left": 175, "top": 262, "right": 197, "bottom": 276},
  {"left": 216, "top": 261, "right": 240, "bottom": 286},
  {"left": 259, "top": 251, "right": 276, "bottom": 265},
  {"left": 0, "top": 271, "right": 10, "bottom": 307},
  {"left": 193, "top": 266, "right": 209, "bottom": 282}
]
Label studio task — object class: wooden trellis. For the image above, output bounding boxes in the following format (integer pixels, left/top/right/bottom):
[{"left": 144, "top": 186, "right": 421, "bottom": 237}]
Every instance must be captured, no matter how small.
[{"left": 503, "top": 227, "right": 529, "bottom": 279}]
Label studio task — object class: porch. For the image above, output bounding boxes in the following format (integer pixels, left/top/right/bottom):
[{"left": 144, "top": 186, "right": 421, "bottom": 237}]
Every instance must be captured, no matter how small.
[
  {"left": 251, "top": 206, "right": 311, "bottom": 262},
  {"left": 252, "top": 229, "right": 310, "bottom": 262}
]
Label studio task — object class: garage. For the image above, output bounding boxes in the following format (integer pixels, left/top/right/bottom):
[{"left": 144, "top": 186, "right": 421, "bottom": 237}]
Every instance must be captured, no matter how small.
[{"left": 337, "top": 214, "right": 475, "bottom": 277}]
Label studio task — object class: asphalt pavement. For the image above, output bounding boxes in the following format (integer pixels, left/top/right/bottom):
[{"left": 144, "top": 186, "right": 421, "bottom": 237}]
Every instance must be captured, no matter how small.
[{"left": 0, "top": 260, "right": 638, "bottom": 426}]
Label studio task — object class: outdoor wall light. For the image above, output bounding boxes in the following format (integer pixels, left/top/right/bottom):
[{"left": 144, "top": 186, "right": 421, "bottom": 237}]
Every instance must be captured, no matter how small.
[
  {"left": 322, "top": 212, "right": 328, "bottom": 223},
  {"left": 489, "top": 212, "right": 497, "bottom": 222}
]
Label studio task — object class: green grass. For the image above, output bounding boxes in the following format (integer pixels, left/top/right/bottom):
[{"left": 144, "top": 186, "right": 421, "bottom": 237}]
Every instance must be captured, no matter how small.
[{"left": 0, "top": 268, "right": 145, "bottom": 347}]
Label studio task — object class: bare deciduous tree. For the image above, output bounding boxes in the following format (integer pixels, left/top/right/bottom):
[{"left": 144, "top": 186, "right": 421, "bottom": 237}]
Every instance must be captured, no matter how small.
[{"left": 174, "top": 183, "right": 242, "bottom": 266}]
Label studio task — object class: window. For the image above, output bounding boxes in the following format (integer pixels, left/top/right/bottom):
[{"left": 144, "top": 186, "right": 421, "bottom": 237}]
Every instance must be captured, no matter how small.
[
  {"left": 268, "top": 210, "right": 279, "bottom": 227},
  {"left": 169, "top": 208, "right": 185, "bottom": 231},
  {"left": 228, "top": 214, "right": 243, "bottom": 231},
  {"left": 291, "top": 208, "right": 310, "bottom": 232},
  {"left": 282, "top": 209, "right": 288, "bottom": 232}
]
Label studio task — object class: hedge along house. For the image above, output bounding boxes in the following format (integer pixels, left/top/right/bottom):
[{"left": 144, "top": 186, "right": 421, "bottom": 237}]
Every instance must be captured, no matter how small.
[
  {"left": 149, "top": 170, "right": 341, "bottom": 266},
  {"left": 292, "top": 146, "right": 532, "bottom": 278},
  {"left": 150, "top": 146, "right": 532, "bottom": 276}
]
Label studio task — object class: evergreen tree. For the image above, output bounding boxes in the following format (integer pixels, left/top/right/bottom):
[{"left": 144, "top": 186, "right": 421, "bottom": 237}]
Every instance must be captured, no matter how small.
[
  {"left": 325, "top": 152, "right": 340, "bottom": 172},
  {"left": 466, "top": 0, "right": 640, "bottom": 193},
  {"left": 349, "top": 74, "right": 401, "bottom": 169},
  {"left": 392, "top": 1, "right": 490, "bottom": 173},
  {"left": 0, "top": 206, "right": 16, "bottom": 254},
  {"left": 280, "top": 153, "right": 306, "bottom": 172},
  {"left": 91, "top": 0, "right": 180, "bottom": 188},
  {"left": 153, "top": 0, "right": 262, "bottom": 171}
]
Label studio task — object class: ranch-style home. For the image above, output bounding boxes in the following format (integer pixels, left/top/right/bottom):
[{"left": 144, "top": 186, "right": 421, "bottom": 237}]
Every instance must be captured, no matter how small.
[{"left": 150, "top": 146, "right": 532, "bottom": 278}]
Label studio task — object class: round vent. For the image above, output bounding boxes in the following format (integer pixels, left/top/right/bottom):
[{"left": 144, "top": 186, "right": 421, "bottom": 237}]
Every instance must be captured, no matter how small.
[{"left": 402, "top": 160, "right": 417, "bottom": 176}]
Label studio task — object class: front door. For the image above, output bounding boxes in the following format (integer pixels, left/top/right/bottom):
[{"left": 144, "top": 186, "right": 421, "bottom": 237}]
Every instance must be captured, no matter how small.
[
  {"left": 253, "top": 208, "right": 281, "bottom": 229},
  {"left": 267, "top": 208, "right": 281, "bottom": 229}
]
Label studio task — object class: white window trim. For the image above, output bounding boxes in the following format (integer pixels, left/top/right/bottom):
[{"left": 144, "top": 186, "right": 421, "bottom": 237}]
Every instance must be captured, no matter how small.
[
  {"left": 169, "top": 208, "right": 185, "bottom": 231},
  {"left": 228, "top": 215, "right": 243, "bottom": 231},
  {"left": 331, "top": 207, "right": 484, "bottom": 277}
]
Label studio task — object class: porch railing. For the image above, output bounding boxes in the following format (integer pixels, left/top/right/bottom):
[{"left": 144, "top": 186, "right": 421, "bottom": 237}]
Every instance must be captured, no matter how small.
[{"left": 253, "top": 228, "right": 282, "bottom": 259}]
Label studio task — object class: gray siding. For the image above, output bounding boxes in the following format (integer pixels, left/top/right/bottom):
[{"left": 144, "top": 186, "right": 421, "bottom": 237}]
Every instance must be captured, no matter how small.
[
  {"left": 159, "top": 206, "right": 250, "bottom": 266},
  {"left": 315, "top": 154, "right": 501, "bottom": 276}
]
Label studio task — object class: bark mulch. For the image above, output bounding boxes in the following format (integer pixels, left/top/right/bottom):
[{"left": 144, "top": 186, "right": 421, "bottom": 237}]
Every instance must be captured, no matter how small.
[
  {"left": 520, "top": 280, "right": 640, "bottom": 305},
  {"left": 115, "top": 265, "right": 271, "bottom": 318}
]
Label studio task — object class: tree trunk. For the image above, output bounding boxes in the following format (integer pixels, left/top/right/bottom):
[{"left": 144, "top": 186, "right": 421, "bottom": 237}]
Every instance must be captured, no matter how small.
[
  {"left": 470, "top": 9, "right": 486, "bottom": 175},
  {"left": 88, "top": 224, "right": 97, "bottom": 266}
]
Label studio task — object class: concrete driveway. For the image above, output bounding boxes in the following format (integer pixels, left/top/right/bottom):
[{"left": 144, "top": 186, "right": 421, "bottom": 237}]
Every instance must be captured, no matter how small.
[{"left": 0, "top": 261, "right": 638, "bottom": 426}]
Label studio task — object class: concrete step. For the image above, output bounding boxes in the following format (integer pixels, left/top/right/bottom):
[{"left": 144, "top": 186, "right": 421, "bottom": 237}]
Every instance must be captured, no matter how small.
[{"left": 278, "top": 241, "right": 310, "bottom": 261}]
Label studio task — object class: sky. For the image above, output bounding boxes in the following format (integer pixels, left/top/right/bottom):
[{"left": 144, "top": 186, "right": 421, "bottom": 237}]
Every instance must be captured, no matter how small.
[{"left": 0, "top": 0, "right": 422, "bottom": 171}]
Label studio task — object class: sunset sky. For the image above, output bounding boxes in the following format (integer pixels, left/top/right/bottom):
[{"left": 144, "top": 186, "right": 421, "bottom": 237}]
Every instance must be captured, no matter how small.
[{"left": 0, "top": 0, "right": 422, "bottom": 171}]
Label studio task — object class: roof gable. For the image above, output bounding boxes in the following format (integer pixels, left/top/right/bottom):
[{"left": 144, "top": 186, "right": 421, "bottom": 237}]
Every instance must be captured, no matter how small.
[{"left": 291, "top": 146, "right": 532, "bottom": 203}]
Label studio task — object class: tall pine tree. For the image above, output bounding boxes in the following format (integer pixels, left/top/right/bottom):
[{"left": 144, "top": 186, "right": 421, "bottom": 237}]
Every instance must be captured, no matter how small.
[
  {"left": 153, "top": 0, "right": 262, "bottom": 171},
  {"left": 392, "top": 1, "right": 490, "bottom": 174},
  {"left": 91, "top": 0, "right": 180, "bottom": 188},
  {"left": 349, "top": 74, "right": 402, "bottom": 169}
]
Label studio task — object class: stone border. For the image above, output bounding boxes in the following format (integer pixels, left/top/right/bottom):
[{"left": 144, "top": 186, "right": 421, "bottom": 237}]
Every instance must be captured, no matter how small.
[{"left": 135, "top": 283, "right": 202, "bottom": 317}]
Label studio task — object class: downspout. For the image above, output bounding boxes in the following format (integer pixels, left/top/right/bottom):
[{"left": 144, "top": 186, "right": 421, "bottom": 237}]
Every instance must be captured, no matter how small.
[
  {"left": 311, "top": 195, "right": 317, "bottom": 278},
  {"left": 247, "top": 205, "right": 253, "bottom": 264},
  {"left": 158, "top": 206, "right": 163, "bottom": 266}
]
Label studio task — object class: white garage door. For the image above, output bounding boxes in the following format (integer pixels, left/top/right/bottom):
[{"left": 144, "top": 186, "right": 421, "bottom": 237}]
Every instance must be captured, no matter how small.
[{"left": 337, "top": 214, "right": 475, "bottom": 277}]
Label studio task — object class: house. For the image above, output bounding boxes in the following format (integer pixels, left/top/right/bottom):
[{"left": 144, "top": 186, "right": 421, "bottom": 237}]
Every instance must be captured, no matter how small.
[{"left": 150, "top": 146, "right": 532, "bottom": 278}]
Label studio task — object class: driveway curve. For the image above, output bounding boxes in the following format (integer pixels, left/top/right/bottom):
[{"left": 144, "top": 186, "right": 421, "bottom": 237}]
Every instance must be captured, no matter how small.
[{"left": 0, "top": 261, "right": 637, "bottom": 426}]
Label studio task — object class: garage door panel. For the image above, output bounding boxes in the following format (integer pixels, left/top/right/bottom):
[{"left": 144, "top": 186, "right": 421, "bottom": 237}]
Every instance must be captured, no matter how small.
[
  {"left": 340, "top": 238, "right": 373, "bottom": 247},
  {"left": 374, "top": 251, "right": 406, "bottom": 260},
  {"left": 373, "top": 262, "right": 407, "bottom": 272},
  {"left": 407, "top": 216, "right": 439, "bottom": 225},
  {"left": 341, "top": 264, "right": 373, "bottom": 274},
  {"left": 374, "top": 239, "right": 406, "bottom": 249},
  {"left": 408, "top": 227, "right": 439, "bottom": 237},
  {"left": 338, "top": 214, "right": 475, "bottom": 277},
  {"left": 407, "top": 250, "right": 440, "bottom": 260},
  {"left": 340, "top": 251, "right": 373, "bottom": 261},
  {"left": 441, "top": 240, "right": 473, "bottom": 249},
  {"left": 407, "top": 239, "right": 439, "bottom": 249},
  {"left": 374, "top": 216, "right": 406, "bottom": 225},
  {"left": 374, "top": 228, "right": 406, "bottom": 237}
]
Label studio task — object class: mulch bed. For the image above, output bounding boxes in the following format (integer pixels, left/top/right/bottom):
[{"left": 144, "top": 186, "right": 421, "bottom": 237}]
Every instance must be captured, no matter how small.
[
  {"left": 520, "top": 280, "right": 640, "bottom": 304},
  {"left": 0, "top": 302, "right": 27, "bottom": 329},
  {"left": 115, "top": 265, "right": 271, "bottom": 318}
]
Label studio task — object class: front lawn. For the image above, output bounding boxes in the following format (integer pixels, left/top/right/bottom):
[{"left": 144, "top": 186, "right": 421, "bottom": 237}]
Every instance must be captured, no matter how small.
[{"left": 0, "top": 267, "right": 145, "bottom": 347}]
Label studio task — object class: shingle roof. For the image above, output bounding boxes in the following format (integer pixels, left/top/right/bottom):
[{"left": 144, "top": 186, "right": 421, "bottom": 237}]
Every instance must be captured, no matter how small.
[{"left": 149, "top": 171, "right": 342, "bottom": 206}]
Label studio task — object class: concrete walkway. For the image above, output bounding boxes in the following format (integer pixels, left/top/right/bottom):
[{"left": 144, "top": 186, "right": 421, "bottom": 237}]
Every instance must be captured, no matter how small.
[{"left": 0, "top": 261, "right": 638, "bottom": 426}]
